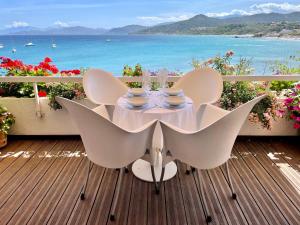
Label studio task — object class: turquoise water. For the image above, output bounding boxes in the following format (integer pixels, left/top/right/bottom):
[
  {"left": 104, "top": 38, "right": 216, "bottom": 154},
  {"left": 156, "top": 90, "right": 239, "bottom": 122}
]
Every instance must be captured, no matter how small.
[{"left": 0, "top": 35, "right": 299, "bottom": 75}]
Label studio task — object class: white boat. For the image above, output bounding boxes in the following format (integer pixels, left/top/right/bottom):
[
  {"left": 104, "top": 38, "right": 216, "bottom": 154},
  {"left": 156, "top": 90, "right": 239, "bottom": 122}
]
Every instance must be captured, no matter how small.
[
  {"left": 25, "top": 42, "right": 35, "bottom": 47},
  {"left": 52, "top": 43, "right": 57, "bottom": 48},
  {"left": 0, "top": 44, "right": 4, "bottom": 49},
  {"left": 12, "top": 48, "right": 17, "bottom": 53},
  {"left": 106, "top": 39, "right": 111, "bottom": 42}
]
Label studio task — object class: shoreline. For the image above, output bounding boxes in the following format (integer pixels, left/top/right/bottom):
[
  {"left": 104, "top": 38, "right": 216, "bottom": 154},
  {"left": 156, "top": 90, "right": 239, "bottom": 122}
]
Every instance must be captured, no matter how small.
[{"left": 0, "top": 33, "right": 299, "bottom": 41}]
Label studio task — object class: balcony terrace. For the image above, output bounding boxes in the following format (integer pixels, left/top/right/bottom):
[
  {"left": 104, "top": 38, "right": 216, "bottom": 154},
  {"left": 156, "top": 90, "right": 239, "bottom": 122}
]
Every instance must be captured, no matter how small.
[{"left": 0, "top": 137, "right": 299, "bottom": 225}]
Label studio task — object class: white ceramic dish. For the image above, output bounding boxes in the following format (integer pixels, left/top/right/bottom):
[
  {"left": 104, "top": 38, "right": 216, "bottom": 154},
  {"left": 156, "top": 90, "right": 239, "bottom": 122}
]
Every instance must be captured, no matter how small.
[
  {"left": 163, "top": 88, "right": 183, "bottom": 96},
  {"left": 127, "top": 97, "right": 148, "bottom": 107},
  {"left": 128, "top": 88, "right": 146, "bottom": 96},
  {"left": 165, "top": 96, "right": 185, "bottom": 106}
]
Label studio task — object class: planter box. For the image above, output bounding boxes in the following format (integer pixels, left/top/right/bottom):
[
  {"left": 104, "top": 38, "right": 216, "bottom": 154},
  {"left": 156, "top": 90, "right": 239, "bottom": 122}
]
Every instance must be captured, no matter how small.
[
  {"left": 1, "top": 97, "right": 96, "bottom": 135},
  {"left": 0, "top": 97, "right": 298, "bottom": 136}
]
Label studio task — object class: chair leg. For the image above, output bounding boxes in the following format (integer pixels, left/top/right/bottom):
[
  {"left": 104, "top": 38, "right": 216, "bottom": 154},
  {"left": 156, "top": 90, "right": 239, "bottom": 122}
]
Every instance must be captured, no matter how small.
[
  {"left": 186, "top": 164, "right": 191, "bottom": 174},
  {"left": 81, "top": 160, "right": 92, "bottom": 200},
  {"left": 125, "top": 166, "right": 129, "bottom": 173},
  {"left": 110, "top": 168, "right": 125, "bottom": 221},
  {"left": 225, "top": 161, "right": 237, "bottom": 199},
  {"left": 196, "top": 170, "right": 212, "bottom": 223}
]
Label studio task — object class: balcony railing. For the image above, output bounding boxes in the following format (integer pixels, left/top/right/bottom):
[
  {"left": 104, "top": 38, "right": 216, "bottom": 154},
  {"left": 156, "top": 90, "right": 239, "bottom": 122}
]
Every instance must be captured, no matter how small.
[{"left": 1, "top": 74, "right": 300, "bottom": 117}]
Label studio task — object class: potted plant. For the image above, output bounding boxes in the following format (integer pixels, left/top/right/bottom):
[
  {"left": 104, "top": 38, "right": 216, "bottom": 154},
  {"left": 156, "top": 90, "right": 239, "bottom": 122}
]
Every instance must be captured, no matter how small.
[{"left": 0, "top": 105, "right": 15, "bottom": 148}]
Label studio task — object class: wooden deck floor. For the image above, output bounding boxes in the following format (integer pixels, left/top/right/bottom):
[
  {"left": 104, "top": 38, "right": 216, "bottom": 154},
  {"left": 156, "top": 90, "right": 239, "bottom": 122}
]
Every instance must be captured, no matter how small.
[{"left": 0, "top": 137, "right": 299, "bottom": 225}]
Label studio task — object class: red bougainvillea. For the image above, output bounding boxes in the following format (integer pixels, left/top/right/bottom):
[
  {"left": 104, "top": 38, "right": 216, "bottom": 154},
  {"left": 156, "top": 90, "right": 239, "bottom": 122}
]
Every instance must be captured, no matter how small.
[
  {"left": 0, "top": 57, "right": 59, "bottom": 76},
  {"left": 60, "top": 69, "right": 81, "bottom": 76},
  {"left": 0, "top": 57, "right": 82, "bottom": 77}
]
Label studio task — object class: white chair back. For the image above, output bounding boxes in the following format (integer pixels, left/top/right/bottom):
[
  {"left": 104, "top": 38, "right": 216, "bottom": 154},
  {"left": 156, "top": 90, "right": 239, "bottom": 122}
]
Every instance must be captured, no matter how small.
[
  {"left": 173, "top": 67, "right": 223, "bottom": 107},
  {"left": 161, "top": 95, "right": 266, "bottom": 170},
  {"left": 83, "top": 68, "right": 128, "bottom": 105},
  {"left": 56, "top": 97, "right": 156, "bottom": 169}
]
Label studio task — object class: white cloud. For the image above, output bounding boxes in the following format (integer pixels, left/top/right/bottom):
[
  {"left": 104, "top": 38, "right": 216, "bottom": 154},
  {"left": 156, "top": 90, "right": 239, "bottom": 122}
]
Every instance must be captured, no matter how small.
[
  {"left": 206, "top": 2, "right": 300, "bottom": 18},
  {"left": 250, "top": 2, "right": 300, "bottom": 13},
  {"left": 137, "top": 14, "right": 194, "bottom": 23},
  {"left": 5, "top": 21, "right": 29, "bottom": 28},
  {"left": 206, "top": 9, "right": 252, "bottom": 18},
  {"left": 54, "top": 21, "right": 70, "bottom": 27}
]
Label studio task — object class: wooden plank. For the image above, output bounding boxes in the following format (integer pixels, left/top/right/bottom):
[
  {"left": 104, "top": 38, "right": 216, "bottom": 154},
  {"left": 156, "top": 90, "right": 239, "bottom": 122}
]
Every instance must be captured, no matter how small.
[
  {"left": 0, "top": 140, "right": 33, "bottom": 175},
  {"left": 147, "top": 172, "right": 167, "bottom": 225},
  {"left": 65, "top": 165, "right": 106, "bottom": 225},
  {"left": 219, "top": 159, "right": 269, "bottom": 225},
  {"left": 41, "top": 159, "right": 98, "bottom": 225},
  {"left": 251, "top": 141, "right": 300, "bottom": 208},
  {"left": 164, "top": 162, "right": 188, "bottom": 225},
  {"left": 207, "top": 168, "right": 248, "bottom": 225},
  {"left": 194, "top": 169, "right": 229, "bottom": 225},
  {"left": 231, "top": 146, "right": 289, "bottom": 225},
  {"left": 1, "top": 139, "right": 299, "bottom": 225},
  {"left": 106, "top": 169, "right": 134, "bottom": 225},
  {"left": 27, "top": 153, "right": 85, "bottom": 224},
  {"left": 0, "top": 140, "right": 78, "bottom": 224},
  {"left": 0, "top": 140, "right": 57, "bottom": 206},
  {"left": 0, "top": 139, "right": 34, "bottom": 178},
  {"left": 86, "top": 168, "right": 119, "bottom": 225},
  {"left": 270, "top": 141, "right": 300, "bottom": 171},
  {"left": 235, "top": 143, "right": 300, "bottom": 225},
  {"left": 126, "top": 174, "right": 149, "bottom": 225},
  {"left": 7, "top": 142, "right": 84, "bottom": 225},
  {"left": 177, "top": 162, "right": 206, "bottom": 225}
]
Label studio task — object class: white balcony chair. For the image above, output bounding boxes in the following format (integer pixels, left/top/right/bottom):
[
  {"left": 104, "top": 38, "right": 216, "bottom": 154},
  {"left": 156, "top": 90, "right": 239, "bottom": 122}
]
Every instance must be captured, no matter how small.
[
  {"left": 173, "top": 67, "right": 223, "bottom": 173},
  {"left": 160, "top": 95, "right": 266, "bottom": 223},
  {"left": 83, "top": 68, "right": 128, "bottom": 105},
  {"left": 56, "top": 97, "right": 157, "bottom": 221},
  {"left": 173, "top": 67, "right": 223, "bottom": 108}
]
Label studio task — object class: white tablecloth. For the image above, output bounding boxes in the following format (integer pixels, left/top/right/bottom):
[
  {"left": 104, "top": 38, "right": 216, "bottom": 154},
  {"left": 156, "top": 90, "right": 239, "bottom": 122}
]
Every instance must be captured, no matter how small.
[
  {"left": 113, "top": 92, "right": 196, "bottom": 150},
  {"left": 113, "top": 92, "right": 196, "bottom": 130}
]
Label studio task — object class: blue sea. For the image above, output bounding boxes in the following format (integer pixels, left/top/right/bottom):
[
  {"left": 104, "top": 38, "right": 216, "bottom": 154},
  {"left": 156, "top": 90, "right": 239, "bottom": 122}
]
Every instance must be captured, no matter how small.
[{"left": 0, "top": 35, "right": 299, "bottom": 75}]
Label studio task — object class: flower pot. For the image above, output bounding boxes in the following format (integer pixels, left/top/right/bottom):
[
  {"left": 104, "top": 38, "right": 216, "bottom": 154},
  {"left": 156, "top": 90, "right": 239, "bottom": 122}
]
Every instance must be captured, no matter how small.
[{"left": 0, "top": 132, "right": 7, "bottom": 148}]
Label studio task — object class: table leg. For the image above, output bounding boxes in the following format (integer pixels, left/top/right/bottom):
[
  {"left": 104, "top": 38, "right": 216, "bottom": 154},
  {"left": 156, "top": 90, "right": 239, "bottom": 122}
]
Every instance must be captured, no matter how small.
[{"left": 132, "top": 152, "right": 177, "bottom": 182}]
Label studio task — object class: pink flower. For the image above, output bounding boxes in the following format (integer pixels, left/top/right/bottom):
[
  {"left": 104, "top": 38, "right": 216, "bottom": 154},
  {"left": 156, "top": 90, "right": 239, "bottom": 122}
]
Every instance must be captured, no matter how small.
[
  {"left": 276, "top": 109, "right": 285, "bottom": 117},
  {"left": 284, "top": 98, "right": 293, "bottom": 105},
  {"left": 226, "top": 50, "right": 234, "bottom": 57},
  {"left": 293, "top": 106, "right": 300, "bottom": 111},
  {"left": 295, "top": 83, "right": 300, "bottom": 90},
  {"left": 296, "top": 117, "right": 300, "bottom": 122}
]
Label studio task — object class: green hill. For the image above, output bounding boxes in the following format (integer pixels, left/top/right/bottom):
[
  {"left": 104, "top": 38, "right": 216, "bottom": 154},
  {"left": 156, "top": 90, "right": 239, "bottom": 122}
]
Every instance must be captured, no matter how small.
[{"left": 139, "top": 12, "right": 300, "bottom": 36}]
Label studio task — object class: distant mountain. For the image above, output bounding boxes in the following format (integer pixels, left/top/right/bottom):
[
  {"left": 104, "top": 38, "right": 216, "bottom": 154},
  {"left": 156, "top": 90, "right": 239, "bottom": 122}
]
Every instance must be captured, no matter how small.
[
  {"left": 1, "top": 12, "right": 299, "bottom": 36},
  {"left": 139, "top": 12, "right": 300, "bottom": 34},
  {"left": 1, "top": 26, "right": 108, "bottom": 35},
  {"left": 0, "top": 26, "right": 40, "bottom": 35},
  {"left": 140, "top": 14, "right": 222, "bottom": 34},
  {"left": 224, "top": 12, "right": 300, "bottom": 24},
  {"left": 107, "top": 25, "right": 148, "bottom": 34}
]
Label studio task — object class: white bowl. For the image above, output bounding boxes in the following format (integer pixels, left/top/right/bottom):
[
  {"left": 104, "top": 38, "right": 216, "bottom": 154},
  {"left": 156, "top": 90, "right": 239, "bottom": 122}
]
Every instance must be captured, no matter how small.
[
  {"left": 163, "top": 88, "right": 183, "bottom": 96},
  {"left": 127, "top": 97, "right": 148, "bottom": 107},
  {"left": 128, "top": 88, "right": 146, "bottom": 96},
  {"left": 165, "top": 96, "right": 185, "bottom": 106}
]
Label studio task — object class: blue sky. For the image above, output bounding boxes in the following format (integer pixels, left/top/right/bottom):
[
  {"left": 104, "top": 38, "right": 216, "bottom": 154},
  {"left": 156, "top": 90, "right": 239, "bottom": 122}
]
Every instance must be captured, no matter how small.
[{"left": 1, "top": 1, "right": 300, "bottom": 29}]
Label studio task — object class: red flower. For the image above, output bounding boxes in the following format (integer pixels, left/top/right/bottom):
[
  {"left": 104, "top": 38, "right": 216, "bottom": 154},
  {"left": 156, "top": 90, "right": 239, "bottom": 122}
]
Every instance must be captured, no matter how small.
[
  {"left": 293, "top": 122, "right": 300, "bottom": 129},
  {"left": 226, "top": 50, "right": 234, "bottom": 57},
  {"left": 44, "top": 57, "right": 52, "bottom": 63},
  {"left": 38, "top": 90, "right": 47, "bottom": 97},
  {"left": 61, "top": 69, "right": 81, "bottom": 75}
]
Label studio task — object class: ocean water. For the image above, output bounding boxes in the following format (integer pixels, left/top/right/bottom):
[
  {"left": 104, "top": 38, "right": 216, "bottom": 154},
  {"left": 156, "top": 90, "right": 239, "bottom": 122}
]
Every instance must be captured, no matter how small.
[{"left": 0, "top": 35, "right": 299, "bottom": 75}]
